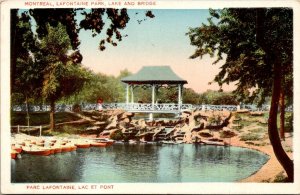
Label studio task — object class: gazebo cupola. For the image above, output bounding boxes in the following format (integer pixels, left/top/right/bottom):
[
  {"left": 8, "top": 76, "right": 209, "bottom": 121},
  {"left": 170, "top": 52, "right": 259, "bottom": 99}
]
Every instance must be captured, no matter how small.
[{"left": 121, "top": 66, "right": 187, "bottom": 120}]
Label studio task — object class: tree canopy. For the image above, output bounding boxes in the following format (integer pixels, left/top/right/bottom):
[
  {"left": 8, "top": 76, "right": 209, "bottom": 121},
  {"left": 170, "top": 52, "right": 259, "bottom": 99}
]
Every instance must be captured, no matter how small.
[
  {"left": 187, "top": 8, "right": 293, "bottom": 181},
  {"left": 187, "top": 8, "right": 292, "bottom": 106}
]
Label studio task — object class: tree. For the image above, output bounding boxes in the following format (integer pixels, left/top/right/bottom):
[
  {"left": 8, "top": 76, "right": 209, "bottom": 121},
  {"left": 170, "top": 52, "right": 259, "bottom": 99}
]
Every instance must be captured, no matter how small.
[
  {"left": 62, "top": 69, "right": 132, "bottom": 104},
  {"left": 10, "top": 11, "right": 42, "bottom": 126},
  {"left": 11, "top": 9, "right": 154, "bottom": 88},
  {"left": 199, "top": 90, "right": 238, "bottom": 105},
  {"left": 182, "top": 88, "right": 201, "bottom": 104},
  {"left": 35, "top": 23, "right": 88, "bottom": 131},
  {"left": 187, "top": 8, "right": 293, "bottom": 181}
]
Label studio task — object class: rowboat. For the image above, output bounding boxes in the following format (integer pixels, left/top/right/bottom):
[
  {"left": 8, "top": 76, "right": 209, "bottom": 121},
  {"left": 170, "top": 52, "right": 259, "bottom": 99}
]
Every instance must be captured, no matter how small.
[
  {"left": 162, "top": 140, "right": 177, "bottom": 145},
  {"left": 11, "top": 145, "right": 23, "bottom": 153},
  {"left": 200, "top": 140, "right": 226, "bottom": 146},
  {"left": 23, "top": 148, "right": 52, "bottom": 156},
  {"left": 11, "top": 150, "right": 18, "bottom": 159},
  {"left": 69, "top": 145, "right": 77, "bottom": 151},
  {"left": 36, "top": 142, "right": 45, "bottom": 147},
  {"left": 50, "top": 139, "right": 57, "bottom": 143},
  {"left": 93, "top": 138, "right": 114, "bottom": 144},
  {"left": 75, "top": 143, "right": 90, "bottom": 148},
  {"left": 53, "top": 147, "right": 62, "bottom": 153},
  {"left": 90, "top": 142, "right": 108, "bottom": 147},
  {"left": 44, "top": 147, "right": 55, "bottom": 154},
  {"left": 61, "top": 145, "right": 75, "bottom": 152}
]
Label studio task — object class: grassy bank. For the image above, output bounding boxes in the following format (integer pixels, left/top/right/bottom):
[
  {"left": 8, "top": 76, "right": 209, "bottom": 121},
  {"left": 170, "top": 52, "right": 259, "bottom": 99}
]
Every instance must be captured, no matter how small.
[{"left": 11, "top": 112, "right": 81, "bottom": 126}]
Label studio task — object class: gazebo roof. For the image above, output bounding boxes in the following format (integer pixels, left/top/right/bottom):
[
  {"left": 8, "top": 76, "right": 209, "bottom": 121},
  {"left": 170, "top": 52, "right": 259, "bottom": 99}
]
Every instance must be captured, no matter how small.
[{"left": 121, "top": 66, "right": 187, "bottom": 84}]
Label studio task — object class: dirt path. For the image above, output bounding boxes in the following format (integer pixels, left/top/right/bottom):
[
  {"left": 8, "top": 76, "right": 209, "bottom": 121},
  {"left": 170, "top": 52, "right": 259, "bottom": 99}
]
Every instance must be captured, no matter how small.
[{"left": 224, "top": 113, "right": 293, "bottom": 182}]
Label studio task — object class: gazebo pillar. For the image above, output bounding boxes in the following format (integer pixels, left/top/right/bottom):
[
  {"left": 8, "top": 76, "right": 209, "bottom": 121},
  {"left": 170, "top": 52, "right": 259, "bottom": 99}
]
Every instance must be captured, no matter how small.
[
  {"left": 130, "top": 85, "right": 134, "bottom": 103},
  {"left": 149, "top": 84, "right": 156, "bottom": 121},
  {"left": 178, "top": 84, "right": 182, "bottom": 111},
  {"left": 152, "top": 84, "right": 156, "bottom": 109},
  {"left": 126, "top": 84, "right": 129, "bottom": 104}
]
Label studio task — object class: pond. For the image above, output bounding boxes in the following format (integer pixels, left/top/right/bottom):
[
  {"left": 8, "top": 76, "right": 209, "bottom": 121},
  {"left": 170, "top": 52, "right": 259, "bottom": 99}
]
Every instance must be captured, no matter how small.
[{"left": 11, "top": 144, "right": 269, "bottom": 183}]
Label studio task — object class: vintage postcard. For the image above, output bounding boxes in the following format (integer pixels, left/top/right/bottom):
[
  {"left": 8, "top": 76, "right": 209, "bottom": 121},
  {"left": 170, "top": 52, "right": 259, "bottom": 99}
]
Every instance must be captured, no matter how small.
[{"left": 1, "top": 0, "right": 300, "bottom": 194}]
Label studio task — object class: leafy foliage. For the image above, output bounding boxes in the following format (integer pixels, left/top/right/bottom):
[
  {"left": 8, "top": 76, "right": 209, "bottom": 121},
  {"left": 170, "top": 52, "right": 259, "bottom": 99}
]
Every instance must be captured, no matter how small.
[
  {"left": 187, "top": 8, "right": 293, "bottom": 106},
  {"left": 35, "top": 23, "right": 89, "bottom": 103},
  {"left": 187, "top": 8, "right": 293, "bottom": 181},
  {"left": 199, "top": 90, "right": 238, "bottom": 105}
]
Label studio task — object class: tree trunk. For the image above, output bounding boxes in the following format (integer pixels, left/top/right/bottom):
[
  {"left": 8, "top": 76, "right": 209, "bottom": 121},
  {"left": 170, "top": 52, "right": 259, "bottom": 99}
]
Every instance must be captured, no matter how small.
[
  {"left": 268, "top": 62, "right": 293, "bottom": 182},
  {"left": 25, "top": 94, "right": 30, "bottom": 127},
  {"left": 50, "top": 99, "right": 55, "bottom": 131},
  {"left": 279, "top": 89, "right": 285, "bottom": 141},
  {"left": 11, "top": 10, "right": 18, "bottom": 93}
]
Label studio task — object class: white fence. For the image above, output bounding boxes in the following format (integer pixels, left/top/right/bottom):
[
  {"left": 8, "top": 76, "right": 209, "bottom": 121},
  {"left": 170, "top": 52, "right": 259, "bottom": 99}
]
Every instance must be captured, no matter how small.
[
  {"left": 11, "top": 103, "right": 292, "bottom": 112},
  {"left": 11, "top": 125, "right": 43, "bottom": 136}
]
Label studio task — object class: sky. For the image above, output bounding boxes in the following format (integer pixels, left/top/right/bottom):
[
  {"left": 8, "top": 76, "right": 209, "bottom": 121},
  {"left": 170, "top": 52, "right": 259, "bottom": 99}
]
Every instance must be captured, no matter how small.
[{"left": 77, "top": 9, "right": 236, "bottom": 93}]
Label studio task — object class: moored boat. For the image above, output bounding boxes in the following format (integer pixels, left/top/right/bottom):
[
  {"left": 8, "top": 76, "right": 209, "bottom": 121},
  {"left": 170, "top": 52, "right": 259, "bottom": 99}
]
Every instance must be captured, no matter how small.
[
  {"left": 36, "top": 142, "right": 45, "bottom": 147},
  {"left": 61, "top": 146, "right": 72, "bottom": 152},
  {"left": 91, "top": 138, "right": 114, "bottom": 146},
  {"left": 61, "top": 145, "right": 76, "bottom": 152},
  {"left": 75, "top": 143, "right": 90, "bottom": 148},
  {"left": 44, "top": 147, "right": 55, "bottom": 154},
  {"left": 128, "top": 140, "right": 137, "bottom": 144},
  {"left": 200, "top": 140, "right": 226, "bottom": 146},
  {"left": 90, "top": 142, "right": 108, "bottom": 147},
  {"left": 69, "top": 145, "right": 77, "bottom": 151},
  {"left": 11, "top": 150, "right": 18, "bottom": 159},
  {"left": 11, "top": 145, "right": 23, "bottom": 153},
  {"left": 53, "top": 147, "right": 62, "bottom": 153},
  {"left": 162, "top": 140, "right": 177, "bottom": 145},
  {"left": 23, "top": 148, "right": 52, "bottom": 156}
]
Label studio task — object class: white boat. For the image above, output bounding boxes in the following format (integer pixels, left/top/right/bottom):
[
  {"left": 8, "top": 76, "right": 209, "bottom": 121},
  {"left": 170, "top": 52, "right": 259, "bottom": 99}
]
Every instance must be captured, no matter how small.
[{"left": 162, "top": 140, "right": 177, "bottom": 145}]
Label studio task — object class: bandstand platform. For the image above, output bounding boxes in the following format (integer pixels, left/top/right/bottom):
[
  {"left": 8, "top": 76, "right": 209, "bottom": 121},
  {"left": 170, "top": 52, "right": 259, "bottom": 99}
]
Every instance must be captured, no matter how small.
[{"left": 121, "top": 66, "right": 187, "bottom": 120}]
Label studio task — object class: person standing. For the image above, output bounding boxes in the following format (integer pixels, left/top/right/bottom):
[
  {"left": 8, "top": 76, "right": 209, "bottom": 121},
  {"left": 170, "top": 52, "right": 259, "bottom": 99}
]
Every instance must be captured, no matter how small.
[{"left": 97, "top": 98, "right": 103, "bottom": 111}]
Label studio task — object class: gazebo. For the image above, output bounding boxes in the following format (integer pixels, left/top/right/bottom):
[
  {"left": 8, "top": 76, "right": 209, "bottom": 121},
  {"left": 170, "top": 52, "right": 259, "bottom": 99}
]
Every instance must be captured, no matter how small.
[{"left": 121, "top": 66, "right": 188, "bottom": 120}]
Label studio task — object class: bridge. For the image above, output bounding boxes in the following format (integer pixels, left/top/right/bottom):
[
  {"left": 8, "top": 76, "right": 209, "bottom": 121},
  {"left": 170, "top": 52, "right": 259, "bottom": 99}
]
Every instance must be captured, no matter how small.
[
  {"left": 12, "top": 103, "right": 279, "bottom": 113},
  {"left": 9, "top": 66, "right": 293, "bottom": 118}
]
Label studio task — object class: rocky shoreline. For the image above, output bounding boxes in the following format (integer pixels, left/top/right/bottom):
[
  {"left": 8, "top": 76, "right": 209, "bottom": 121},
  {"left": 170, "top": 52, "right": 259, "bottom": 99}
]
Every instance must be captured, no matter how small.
[
  {"left": 11, "top": 109, "right": 293, "bottom": 182},
  {"left": 77, "top": 109, "right": 293, "bottom": 182},
  {"left": 79, "top": 109, "right": 233, "bottom": 145}
]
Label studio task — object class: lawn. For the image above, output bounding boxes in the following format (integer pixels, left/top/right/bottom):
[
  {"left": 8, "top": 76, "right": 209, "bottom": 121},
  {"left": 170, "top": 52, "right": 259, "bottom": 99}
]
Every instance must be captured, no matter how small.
[{"left": 11, "top": 112, "right": 81, "bottom": 126}]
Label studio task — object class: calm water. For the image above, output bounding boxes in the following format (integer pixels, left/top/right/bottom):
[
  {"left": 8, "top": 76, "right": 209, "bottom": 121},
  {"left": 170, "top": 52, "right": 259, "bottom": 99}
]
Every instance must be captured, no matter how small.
[{"left": 11, "top": 144, "right": 269, "bottom": 183}]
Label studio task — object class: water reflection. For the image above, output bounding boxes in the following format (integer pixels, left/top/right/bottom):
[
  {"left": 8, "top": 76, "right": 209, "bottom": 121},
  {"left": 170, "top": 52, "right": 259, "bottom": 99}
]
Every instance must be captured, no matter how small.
[{"left": 11, "top": 144, "right": 269, "bottom": 183}]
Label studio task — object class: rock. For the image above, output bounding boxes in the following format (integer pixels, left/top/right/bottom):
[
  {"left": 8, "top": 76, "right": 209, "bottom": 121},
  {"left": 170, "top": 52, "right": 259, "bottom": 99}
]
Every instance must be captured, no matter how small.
[
  {"left": 118, "top": 112, "right": 134, "bottom": 121},
  {"left": 121, "top": 118, "right": 130, "bottom": 123},
  {"left": 208, "top": 138, "right": 223, "bottom": 142},
  {"left": 86, "top": 126, "right": 100, "bottom": 131},
  {"left": 191, "top": 123, "right": 204, "bottom": 132},
  {"left": 257, "top": 118, "right": 268, "bottom": 124},
  {"left": 199, "top": 129, "right": 213, "bottom": 138},
  {"left": 236, "top": 109, "right": 249, "bottom": 113},
  {"left": 250, "top": 111, "right": 264, "bottom": 116},
  {"left": 220, "top": 130, "right": 236, "bottom": 138},
  {"left": 91, "top": 116, "right": 101, "bottom": 120},
  {"left": 222, "top": 126, "right": 231, "bottom": 131},
  {"left": 105, "top": 117, "right": 118, "bottom": 130},
  {"left": 94, "top": 121, "right": 107, "bottom": 126},
  {"left": 183, "top": 132, "right": 192, "bottom": 143},
  {"left": 200, "top": 119, "right": 208, "bottom": 128}
]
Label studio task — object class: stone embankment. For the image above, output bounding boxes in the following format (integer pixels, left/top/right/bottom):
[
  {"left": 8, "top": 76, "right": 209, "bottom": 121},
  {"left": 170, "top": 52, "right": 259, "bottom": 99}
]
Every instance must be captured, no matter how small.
[{"left": 79, "top": 109, "right": 233, "bottom": 144}]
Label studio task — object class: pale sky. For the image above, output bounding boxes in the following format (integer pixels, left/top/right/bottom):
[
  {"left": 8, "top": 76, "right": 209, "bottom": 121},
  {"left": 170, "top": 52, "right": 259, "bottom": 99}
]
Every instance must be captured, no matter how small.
[{"left": 78, "top": 9, "right": 236, "bottom": 93}]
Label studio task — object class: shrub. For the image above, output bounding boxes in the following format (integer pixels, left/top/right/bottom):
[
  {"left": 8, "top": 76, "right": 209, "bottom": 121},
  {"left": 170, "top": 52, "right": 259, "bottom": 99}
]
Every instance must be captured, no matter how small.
[
  {"left": 110, "top": 130, "right": 124, "bottom": 141},
  {"left": 199, "top": 131, "right": 213, "bottom": 138},
  {"left": 273, "top": 172, "right": 288, "bottom": 182},
  {"left": 72, "top": 104, "right": 81, "bottom": 112},
  {"left": 240, "top": 133, "right": 262, "bottom": 141},
  {"left": 220, "top": 130, "right": 236, "bottom": 138}
]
